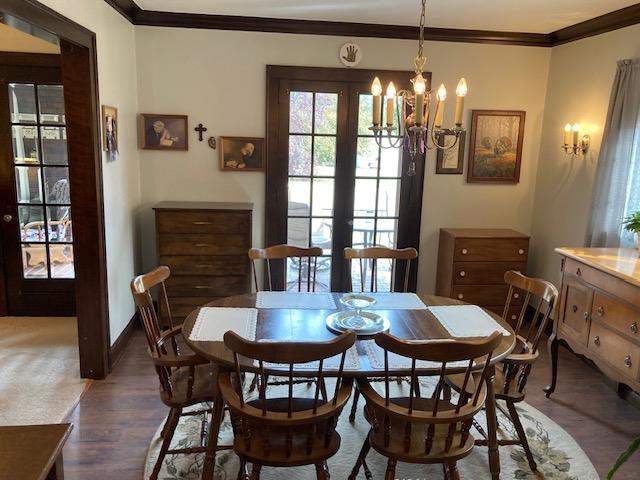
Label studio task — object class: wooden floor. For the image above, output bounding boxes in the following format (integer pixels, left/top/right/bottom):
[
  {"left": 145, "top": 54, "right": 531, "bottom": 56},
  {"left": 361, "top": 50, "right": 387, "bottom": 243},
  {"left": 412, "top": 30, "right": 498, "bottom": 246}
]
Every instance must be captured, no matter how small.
[{"left": 62, "top": 330, "right": 640, "bottom": 479}]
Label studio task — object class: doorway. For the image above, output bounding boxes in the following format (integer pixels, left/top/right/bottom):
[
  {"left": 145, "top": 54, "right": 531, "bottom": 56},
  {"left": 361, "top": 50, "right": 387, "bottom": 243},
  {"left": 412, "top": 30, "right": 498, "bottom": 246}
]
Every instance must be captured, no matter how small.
[
  {"left": 266, "top": 66, "right": 427, "bottom": 292},
  {"left": 0, "top": 57, "right": 75, "bottom": 315}
]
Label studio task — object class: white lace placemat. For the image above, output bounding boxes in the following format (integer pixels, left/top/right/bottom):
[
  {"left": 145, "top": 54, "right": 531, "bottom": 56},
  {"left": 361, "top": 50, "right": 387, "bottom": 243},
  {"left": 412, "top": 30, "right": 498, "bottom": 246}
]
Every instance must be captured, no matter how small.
[
  {"left": 363, "top": 293, "right": 427, "bottom": 310},
  {"left": 188, "top": 307, "right": 257, "bottom": 342},
  {"left": 256, "top": 339, "right": 360, "bottom": 371},
  {"left": 256, "top": 291, "right": 337, "bottom": 310},
  {"left": 428, "top": 305, "right": 511, "bottom": 338},
  {"left": 363, "top": 340, "right": 469, "bottom": 370}
]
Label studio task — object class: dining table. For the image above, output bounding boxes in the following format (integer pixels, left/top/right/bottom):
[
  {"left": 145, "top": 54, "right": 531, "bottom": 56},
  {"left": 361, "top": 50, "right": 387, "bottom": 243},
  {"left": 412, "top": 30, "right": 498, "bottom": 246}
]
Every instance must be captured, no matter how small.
[{"left": 183, "top": 292, "right": 516, "bottom": 480}]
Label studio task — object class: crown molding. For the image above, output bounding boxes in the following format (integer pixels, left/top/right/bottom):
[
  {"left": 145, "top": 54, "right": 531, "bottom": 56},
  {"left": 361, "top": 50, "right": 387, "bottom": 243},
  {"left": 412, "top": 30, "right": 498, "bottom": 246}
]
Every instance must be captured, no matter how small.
[{"left": 104, "top": 0, "right": 640, "bottom": 48}]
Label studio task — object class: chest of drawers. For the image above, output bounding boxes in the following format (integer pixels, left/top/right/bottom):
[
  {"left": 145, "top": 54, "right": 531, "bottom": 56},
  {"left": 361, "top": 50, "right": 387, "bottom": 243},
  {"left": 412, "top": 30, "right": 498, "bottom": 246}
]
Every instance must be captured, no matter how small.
[
  {"left": 154, "top": 201, "right": 253, "bottom": 325},
  {"left": 436, "top": 228, "right": 530, "bottom": 325}
]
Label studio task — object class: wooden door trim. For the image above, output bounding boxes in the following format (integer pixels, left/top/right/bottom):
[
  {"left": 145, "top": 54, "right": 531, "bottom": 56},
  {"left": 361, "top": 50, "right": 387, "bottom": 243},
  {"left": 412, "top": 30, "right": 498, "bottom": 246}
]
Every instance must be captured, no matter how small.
[{"left": 1, "top": 0, "right": 110, "bottom": 379}]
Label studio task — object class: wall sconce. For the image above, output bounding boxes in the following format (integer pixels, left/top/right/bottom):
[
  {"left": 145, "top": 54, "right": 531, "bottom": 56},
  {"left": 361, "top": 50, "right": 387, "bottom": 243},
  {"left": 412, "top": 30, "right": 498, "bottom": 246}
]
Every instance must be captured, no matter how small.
[{"left": 562, "top": 123, "right": 590, "bottom": 155}]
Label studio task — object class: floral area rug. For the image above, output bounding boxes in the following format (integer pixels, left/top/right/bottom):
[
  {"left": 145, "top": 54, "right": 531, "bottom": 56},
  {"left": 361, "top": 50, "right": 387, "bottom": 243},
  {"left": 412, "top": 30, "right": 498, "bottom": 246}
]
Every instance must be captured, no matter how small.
[{"left": 145, "top": 378, "right": 599, "bottom": 479}]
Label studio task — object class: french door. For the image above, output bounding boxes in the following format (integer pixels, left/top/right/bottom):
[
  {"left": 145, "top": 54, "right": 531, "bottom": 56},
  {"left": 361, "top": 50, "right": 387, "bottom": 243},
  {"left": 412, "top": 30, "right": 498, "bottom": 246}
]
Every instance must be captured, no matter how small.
[
  {"left": 266, "top": 66, "right": 427, "bottom": 292},
  {"left": 0, "top": 62, "right": 75, "bottom": 315}
]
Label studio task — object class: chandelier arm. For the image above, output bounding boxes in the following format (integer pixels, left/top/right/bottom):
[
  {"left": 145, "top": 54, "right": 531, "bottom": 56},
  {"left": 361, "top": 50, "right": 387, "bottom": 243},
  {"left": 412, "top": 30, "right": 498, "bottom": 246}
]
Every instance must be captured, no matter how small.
[{"left": 429, "top": 127, "right": 460, "bottom": 151}]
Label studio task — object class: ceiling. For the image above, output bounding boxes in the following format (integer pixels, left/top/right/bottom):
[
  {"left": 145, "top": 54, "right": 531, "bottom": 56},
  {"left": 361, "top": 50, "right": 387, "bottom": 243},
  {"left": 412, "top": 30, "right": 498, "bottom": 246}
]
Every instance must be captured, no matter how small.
[
  {"left": 134, "top": 0, "right": 637, "bottom": 33},
  {"left": 0, "top": 23, "right": 60, "bottom": 54}
]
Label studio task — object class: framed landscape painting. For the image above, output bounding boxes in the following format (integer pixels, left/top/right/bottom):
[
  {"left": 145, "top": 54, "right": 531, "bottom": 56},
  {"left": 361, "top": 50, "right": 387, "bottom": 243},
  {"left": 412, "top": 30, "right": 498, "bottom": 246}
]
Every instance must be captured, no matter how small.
[{"left": 467, "top": 110, "right": 526, "bottom": 183}]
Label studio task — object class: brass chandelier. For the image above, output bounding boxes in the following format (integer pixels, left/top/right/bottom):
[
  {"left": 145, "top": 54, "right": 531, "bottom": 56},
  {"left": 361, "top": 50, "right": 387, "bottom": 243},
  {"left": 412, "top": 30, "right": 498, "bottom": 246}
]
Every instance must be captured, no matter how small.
[{"left": 370, "top": 0, "right": 467, "bottom": 160}]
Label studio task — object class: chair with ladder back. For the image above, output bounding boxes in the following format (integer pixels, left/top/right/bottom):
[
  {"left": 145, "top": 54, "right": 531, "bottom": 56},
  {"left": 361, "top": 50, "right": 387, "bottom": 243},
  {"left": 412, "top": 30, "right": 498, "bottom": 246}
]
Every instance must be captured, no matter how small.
[{"left": 249, "top": 245, "right": 324, "bottom": 292}]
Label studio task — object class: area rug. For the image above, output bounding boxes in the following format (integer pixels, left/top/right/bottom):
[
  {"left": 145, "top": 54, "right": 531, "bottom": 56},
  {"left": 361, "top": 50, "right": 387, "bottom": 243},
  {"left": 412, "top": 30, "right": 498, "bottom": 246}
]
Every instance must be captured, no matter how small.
[
  {"left": 0, "top": 316, "right": 89, "bottom": 425},
  {"left": 145, "top": 378, "right": 599, "bottom": 479}
]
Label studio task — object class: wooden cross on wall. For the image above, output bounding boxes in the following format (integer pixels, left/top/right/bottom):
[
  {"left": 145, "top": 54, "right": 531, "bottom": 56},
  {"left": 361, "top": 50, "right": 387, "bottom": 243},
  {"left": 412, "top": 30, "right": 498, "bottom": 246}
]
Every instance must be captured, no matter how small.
[{"left": 194, "top": 123, "right": 208, "bottom": 141}]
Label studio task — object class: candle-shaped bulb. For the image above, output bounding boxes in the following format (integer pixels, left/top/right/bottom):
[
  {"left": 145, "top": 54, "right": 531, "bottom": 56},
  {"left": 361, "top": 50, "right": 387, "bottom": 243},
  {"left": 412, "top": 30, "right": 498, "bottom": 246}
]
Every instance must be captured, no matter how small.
[
  {"left": 564, "top": 123, "right": 572, "bottom": 132},
  {"left": 563, "top": 123, "right": 572, "bottom": 146},
  {"left": 413, "top": 74, "right": 426, "bottom": 95},
  {"left": 456, "top": 78, "right": 468, "bottom": 97},
  {"left": 371, "top": 77, "right": 382, "bottom": 96},
  {"left": 572, "top": 123, "right": 580, "bottom": 132},
  {"left": 437, "top": 83, "right": 447, "bottom": 102},
  {"left": 386, "top": 82, "right": 396, "bottom": 98},
  {"left": 571, "top": 124, "right": 580, "bottom": 147},
  {"left": 385, "top": 82, "right": 396, "bottom": 126}
]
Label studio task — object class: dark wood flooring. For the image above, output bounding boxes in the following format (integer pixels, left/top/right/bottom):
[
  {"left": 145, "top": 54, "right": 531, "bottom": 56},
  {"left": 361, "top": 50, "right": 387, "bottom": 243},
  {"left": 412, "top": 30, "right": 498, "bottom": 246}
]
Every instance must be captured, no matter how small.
[{"left": 62, "top": 330, "right": 640, "bottom": 479}]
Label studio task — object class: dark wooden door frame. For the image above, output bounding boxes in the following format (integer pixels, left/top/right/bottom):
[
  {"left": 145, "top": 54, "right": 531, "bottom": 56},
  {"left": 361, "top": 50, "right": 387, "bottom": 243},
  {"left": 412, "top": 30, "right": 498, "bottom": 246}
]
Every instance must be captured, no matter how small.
[
  {"left": 265, "top": 65, "right": 428, "bottom": 292},
  {"left": 0, "top": 1, "right": 110, "bottom": 379}
]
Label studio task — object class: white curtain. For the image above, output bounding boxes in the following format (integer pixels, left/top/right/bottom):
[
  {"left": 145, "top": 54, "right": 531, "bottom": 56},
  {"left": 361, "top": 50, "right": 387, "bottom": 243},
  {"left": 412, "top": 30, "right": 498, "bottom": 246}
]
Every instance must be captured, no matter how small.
[{"left": 586, "top": 58, "right": 640, "bottom": 247}]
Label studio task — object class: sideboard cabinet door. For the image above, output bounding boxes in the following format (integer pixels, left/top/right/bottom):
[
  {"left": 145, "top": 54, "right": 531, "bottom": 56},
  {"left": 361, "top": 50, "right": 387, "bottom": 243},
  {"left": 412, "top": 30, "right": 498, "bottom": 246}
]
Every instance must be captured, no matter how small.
[{"left": 559, "top": 276, "right": 593, "bottom": 347}]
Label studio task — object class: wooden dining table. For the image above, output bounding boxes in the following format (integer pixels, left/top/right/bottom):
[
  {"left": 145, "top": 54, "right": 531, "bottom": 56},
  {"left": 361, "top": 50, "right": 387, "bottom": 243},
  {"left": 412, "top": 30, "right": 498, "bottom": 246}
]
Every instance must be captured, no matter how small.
[{"left": 183, "top": 293, "right": 516, "bottom": 480}]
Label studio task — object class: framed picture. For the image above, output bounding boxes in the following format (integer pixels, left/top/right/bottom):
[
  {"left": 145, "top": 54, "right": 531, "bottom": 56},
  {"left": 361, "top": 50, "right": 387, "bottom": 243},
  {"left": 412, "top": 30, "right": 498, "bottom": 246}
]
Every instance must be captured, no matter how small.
[
  {"left": 139, "top": 113, "right": 188, "bottom": 151},
  {"left": 219, "top": 136, "right": 265, "bottom": 171},
  {"left": 467, "top": 110, "right": 526, "bottom": 184},
  {"left": 101, "top": 105, "right": 118, "bottom": 161},
  {"left": 435, "top": 130, "right": 465, "bottom": 174}
]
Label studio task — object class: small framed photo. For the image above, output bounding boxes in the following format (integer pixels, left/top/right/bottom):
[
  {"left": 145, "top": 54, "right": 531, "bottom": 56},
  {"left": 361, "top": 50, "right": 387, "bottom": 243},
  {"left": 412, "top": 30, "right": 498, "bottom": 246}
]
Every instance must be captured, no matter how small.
[
  {"left": 435, "top": 130, "right": 465, "bottom": 174},
  {"left": 467, "top": 110, "right": 526, "bottom": 184},
  {"left": 139, "top": 113, "right": 188, "bottom": 151},
  {"left": 219, "top": 136, "right": 265, "bottom": 171},
  {"left": 101, "top": 105, "right": 118, "bottom": 161}
]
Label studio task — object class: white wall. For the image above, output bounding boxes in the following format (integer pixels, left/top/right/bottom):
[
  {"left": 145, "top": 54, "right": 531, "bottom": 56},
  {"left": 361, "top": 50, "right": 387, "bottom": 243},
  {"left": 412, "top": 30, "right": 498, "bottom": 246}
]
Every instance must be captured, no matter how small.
[
  {"left": 135, "top": 27, "right": 551, "bottom": 293},
  {"left": 39, "top": 0, "right": 141, "bottom": 344},
  {"left": 529, "top": 25, "right": 640, "bottom": 286}
]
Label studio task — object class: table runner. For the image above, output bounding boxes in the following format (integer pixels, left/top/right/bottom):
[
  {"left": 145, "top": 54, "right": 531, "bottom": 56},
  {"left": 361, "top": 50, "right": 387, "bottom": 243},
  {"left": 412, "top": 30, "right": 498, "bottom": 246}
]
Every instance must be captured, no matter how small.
[
  {"left": 363, "top": 292, "right": 428, "bottom": 310},
  {"left": 188, "top": 307, "right": 257, "bottom": 341},
  {"left": 428, "top": 305, "right": 511, "bottom": 337},
  {"left": 256, "top": 291, "right": 337, "bottom": 310}
]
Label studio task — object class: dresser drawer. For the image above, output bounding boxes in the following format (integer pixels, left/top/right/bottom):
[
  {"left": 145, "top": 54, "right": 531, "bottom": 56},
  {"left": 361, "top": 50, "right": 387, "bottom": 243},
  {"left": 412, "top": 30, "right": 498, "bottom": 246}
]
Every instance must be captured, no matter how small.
[
  {"left": 588, "top": 321, "right": 640, "bottom": 380},
  {"left": 165, "top": 275, "right": 248, "bottom": 296},
  {"left": 453, "top": 238, "right": 529, "bottom": 262},
  {"left": 160, "top": 255, "right": 248, "bottom": 276},
  {"left": 156, "top": 211, "right": 250, "bottom": 234},
  {"left": 564, "top": 258, "right": 639, "bottom": 307},
  {"left": 591, "top": 292, "right": 640, "bottom": 341},
  {"left": 452, "top": 261, "right": 526, "bottom": 285},
  {"left": 158, "top": 234, "right": 249, "bottom": 256},
  {"left": 451, "top": 285, "right": 524, "bottom": 306}
]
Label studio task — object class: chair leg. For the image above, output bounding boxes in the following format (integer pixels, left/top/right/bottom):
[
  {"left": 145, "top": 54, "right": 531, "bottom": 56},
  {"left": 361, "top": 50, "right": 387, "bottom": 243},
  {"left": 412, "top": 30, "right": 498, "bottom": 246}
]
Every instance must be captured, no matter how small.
[
  {"left": 202, "top": 396, "right": 225, "bottom": 480},
  {"left": 349, "top": 384, "right": 360, "bottom": 422},
  {"left": 315, "top": 461, "right": 330, "bottom": 480},
  {"left": 447, "top": 463, "right": 460, "bottom": 480},
  {"left": 237, "top": 459, "right": 249, "bottom": 480},
  {"left": 384, "top": 459, "right": 397, "bottom": 480},
  {"left": 151, "top": 407, "right": 181, "bottom": 480},
  {"left": 249, "top": 463, "right": 262, "bottom": 480},
  {"left": 348, "top": 435, "right": 371, "bottom": 480},
  {"left": 507, "top": 400, "right": 537, "bottom": 471}
]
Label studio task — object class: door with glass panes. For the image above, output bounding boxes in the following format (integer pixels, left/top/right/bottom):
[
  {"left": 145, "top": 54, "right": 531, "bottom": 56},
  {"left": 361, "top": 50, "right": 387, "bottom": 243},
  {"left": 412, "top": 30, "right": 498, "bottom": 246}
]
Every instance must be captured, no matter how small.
[
  {"left": 0, "top": 63, "right": 75, "bottom": 315},
  {"left": 266, "top": 68, "right": 427, "bottom": 292}
]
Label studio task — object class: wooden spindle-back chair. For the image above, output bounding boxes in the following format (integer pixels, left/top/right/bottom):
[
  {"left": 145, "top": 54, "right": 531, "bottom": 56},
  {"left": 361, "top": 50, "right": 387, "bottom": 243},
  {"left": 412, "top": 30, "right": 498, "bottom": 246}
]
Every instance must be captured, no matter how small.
[
  {"left": 218, "top": 331, "right": 356, "bottom": 479},
  {"left": 349, "top": 331, "right": 503, "bottom": 480},
  {"left": 249, "top": 245, "right": 324, "bottom": 292},
  {"left": 446, "top": 270, "right": 559, "bottom": 472},
  {"left": 344, "top": 246, "right": 418, "bottom": 293},
  {"left": 131, "top": 266, "right": 229, "bottom": 480}
]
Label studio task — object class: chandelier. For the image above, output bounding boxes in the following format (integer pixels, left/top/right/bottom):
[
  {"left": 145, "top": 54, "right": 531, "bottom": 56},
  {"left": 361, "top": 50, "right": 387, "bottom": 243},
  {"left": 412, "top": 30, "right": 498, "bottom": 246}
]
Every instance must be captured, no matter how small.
[{"left": 370, "top": 0, "right": 467, "bottom": 162}]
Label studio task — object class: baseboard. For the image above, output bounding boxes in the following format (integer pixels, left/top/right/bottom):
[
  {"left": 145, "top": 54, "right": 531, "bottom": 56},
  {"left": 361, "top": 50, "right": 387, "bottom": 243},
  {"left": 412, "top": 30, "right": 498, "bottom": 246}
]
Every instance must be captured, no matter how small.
[{"left": 109, "top": 311, "right": 139, "bottom": 370}]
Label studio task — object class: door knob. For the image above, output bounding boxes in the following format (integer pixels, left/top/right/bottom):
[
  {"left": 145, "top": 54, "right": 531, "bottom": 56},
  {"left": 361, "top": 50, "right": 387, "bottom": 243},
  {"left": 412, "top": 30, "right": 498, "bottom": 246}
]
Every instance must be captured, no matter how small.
[
  {"left": 2, "top": 214, "right": 12, "bottom": 223},
  {"left": 347, "top": 220, "right": 353, "bottom": 226}
]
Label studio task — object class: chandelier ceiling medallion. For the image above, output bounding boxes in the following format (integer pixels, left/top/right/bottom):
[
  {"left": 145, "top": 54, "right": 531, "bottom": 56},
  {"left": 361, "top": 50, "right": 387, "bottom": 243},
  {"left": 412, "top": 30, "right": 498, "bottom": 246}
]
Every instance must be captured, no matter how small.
[{"left": 370, "top": 0, "right": 467, "bottom": 164}]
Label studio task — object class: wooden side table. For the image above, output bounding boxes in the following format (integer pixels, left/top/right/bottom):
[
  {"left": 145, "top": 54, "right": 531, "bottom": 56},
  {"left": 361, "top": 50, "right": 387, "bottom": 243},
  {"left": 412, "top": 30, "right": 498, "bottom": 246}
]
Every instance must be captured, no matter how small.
[{"left": 0, "top": 423, "right": 72, "bottom": 480}]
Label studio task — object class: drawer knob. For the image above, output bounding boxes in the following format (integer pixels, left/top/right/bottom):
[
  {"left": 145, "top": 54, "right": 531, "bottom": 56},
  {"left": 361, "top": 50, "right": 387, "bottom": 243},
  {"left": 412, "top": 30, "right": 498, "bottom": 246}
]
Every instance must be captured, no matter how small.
[
  {"left": 576, "top": 268, "right": 582, "bottom": 277},
  {"left": 514, "top": 293, "right": 520, "bottom": 299},
  {"left": 457, "top": 294, "right": 464, "bottom": 300},
  {"left": 511, "top": 314, "right": 517, "bottom": 321},
  {"left": 461, "top": 248, "right": 468, "bottom": 255},
  {"left": 192, "top": 221, "right": 213, "bottom": 225},
  {"left": 194, "top": 243, "right": 211, "bottom": 247},
  {"left": 631, "top": 323, "right": 638, "bottom": 334},
  {"left": 518, "top": 249, "right": 525, "bottom": 255},
  {"left": 596, "top": 306, "right": 605, "bottom": 317},
  {"left": 593, "top": 335, "right": 600, "bottom": 346},
  {"left": 459, "top": 271, "right": 466, "bottom": 277},
  {"left": 572, "top": 305, "right": 578, "bottom": 313},
  {"left": 583, "top": 312, "right": 589, "bottom": 321},
  {"left": 624, "top": 355, "right": 632, "bottom": 368},
  {"left": 195, "top": 285, "right": 213, "bottom": 289}
]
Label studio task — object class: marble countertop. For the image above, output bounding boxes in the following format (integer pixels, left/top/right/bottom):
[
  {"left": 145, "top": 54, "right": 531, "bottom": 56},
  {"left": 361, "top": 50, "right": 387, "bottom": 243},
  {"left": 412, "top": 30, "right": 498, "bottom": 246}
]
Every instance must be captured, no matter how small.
[{"left": 556, "top": 247, "right": 640, "bottom": 288}]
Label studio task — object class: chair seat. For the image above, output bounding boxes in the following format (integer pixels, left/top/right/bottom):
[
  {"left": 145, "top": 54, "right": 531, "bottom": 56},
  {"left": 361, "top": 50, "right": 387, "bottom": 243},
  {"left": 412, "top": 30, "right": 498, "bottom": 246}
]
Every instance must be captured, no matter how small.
[
  {"left": 445, "top": 364, "right": 526, "bottom": 402},
  {"left": 365, "top": 398, "right": 475, "bottom": 464},
  {"left": 232, "top": 397, "right": 340, "bottom": 466},
  {"left": 160, "top": 362, "right": 218, "bottom": 407}
]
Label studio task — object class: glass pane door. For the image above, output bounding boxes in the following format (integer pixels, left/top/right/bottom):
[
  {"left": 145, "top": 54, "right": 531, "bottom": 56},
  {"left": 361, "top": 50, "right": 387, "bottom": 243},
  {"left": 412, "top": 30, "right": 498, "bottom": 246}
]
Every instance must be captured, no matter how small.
[{"left": 286, "top": 91, "right": 338, "bottom": 291}]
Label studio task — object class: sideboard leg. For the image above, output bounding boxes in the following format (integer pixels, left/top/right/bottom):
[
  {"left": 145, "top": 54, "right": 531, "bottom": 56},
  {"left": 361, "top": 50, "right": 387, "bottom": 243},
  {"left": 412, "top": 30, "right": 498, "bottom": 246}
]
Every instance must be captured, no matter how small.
[{"left": 544, "top": 333, "right": 558, "bottom": 398}]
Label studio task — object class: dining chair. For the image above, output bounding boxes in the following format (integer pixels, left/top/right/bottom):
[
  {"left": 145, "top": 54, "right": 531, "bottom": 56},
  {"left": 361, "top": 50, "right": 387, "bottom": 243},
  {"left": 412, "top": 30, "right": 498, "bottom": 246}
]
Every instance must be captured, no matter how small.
[
  {"left": 445, "top": 270, "right": 559, "bottom": 472},
  {"left": 249, "top": 244, "right": 324, "bottom": 292},
  {"left": 344, "top": 246, "right": 418, "bottom": 293},
  {"left": 131, "top": 266, "right": 230, "bottom": 480},
  {"left": 218, "top": 330, "right": 357, "bottom": 479},
  {"left": 349, "top": 331, "right": 503, "bottom": 480},
  {"left": 344, "top": 246, "right": 418, "bottom": 421}
]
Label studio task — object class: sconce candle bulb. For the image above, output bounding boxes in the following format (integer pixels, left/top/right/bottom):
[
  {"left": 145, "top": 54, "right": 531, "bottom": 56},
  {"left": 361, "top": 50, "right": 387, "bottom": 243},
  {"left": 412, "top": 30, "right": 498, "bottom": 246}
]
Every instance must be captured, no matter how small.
[
  {"left": 563, "top": 123, "right": 572, "bottom": 146},
  {"left": 572, "top": 123, "right": 580, "bottom": 147}
]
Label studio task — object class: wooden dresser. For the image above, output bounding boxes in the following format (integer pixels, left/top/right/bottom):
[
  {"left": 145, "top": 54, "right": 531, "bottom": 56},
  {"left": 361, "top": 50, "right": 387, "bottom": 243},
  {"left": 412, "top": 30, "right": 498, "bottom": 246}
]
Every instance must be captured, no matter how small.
[
  {"left": 436, "top": 228, "right": 530, "bottom": 325},
  {"left": 154, "top": 201, "right": 253, "bottom": 325},
  {"left": 546, "top": 248, "right": 640, "bottom": 396}
]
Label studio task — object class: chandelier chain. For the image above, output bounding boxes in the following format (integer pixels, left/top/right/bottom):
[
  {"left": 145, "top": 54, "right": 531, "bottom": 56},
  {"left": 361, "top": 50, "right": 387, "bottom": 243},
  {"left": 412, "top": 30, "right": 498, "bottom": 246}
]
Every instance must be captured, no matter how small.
[{"left": 415, "top": 0, "right": 427, "bottom": 74}]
